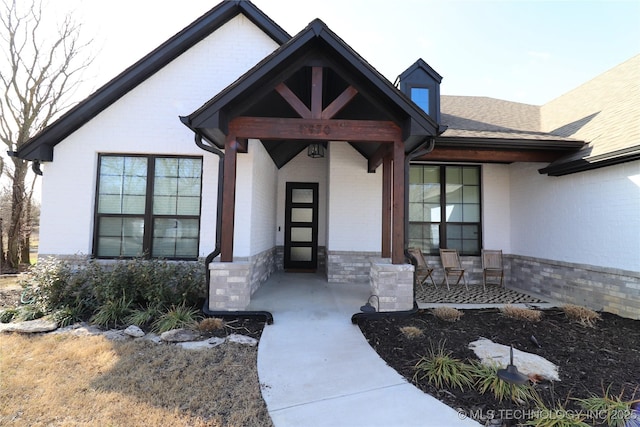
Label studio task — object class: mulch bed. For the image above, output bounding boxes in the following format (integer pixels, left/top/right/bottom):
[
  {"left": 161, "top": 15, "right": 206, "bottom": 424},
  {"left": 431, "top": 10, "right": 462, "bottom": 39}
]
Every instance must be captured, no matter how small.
[{"left": 356, "top": 308, "right": 640, "bottom": 426}]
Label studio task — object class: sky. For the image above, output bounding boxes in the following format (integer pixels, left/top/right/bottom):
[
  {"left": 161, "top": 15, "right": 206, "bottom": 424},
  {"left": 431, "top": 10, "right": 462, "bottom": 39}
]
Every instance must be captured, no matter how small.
[{"left": 52, "top": 0, "right": 640, "bottom": 106}]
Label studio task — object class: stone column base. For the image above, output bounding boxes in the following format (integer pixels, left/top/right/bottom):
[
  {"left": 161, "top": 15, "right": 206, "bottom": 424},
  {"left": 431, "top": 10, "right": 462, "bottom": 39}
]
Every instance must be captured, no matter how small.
[
  {"left": 208, "top": 261, "right": 251, "bottom": 311},
  {"left": 369, "top": 258, "right": 414, "bottom": 312}
]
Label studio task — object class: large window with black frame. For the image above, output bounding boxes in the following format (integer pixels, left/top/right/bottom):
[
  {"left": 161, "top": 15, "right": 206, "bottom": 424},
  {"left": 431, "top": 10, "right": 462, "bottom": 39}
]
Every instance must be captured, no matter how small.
[
  {"left": 408, "top": 164, "right": 481, "bottom": 255},
  {"left": 94, "top": 154, "right": 203, "bottom": 259}
]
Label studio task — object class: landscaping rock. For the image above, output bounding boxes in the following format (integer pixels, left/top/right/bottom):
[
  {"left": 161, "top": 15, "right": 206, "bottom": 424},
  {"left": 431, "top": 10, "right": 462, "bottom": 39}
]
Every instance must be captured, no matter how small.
[
  {"left": 53, "top": 322, "right": 104, "bottom": 336},
  {"left": 140, "top": 332, "right": 163, "bottom": 344},
  {"left": 469, "top": 337, "right": 560, "bottom": 381},
  {"left": 177, "top": 337, "right": 226, "bottom": 350},
  {"left": 227, "top": 333, "right": 257, "bottom": 347},
  {"left": 0, "top": 318, "right": 58, "bottom": 333},
  {"left": 123, "top": 325, "right": 145, "bottom": 338},
  {"left": 160, "top": 328, "right": 200, "bottom": 343}
]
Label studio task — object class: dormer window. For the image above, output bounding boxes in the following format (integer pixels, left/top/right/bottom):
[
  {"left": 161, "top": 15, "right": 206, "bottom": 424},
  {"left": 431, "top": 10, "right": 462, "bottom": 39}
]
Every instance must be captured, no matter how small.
[
  {"left": 411, "top": 87, "right": 430, "bottom": 115},
  {"left": 399, "top": 59, "right": 442, "bottom": 124}
]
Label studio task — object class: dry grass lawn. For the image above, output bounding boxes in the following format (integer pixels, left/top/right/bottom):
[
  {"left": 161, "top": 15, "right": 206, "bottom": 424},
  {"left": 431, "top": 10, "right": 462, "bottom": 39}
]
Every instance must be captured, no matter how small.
[{"left": 0, "top": 333, "right": 272, "bottom": 426}]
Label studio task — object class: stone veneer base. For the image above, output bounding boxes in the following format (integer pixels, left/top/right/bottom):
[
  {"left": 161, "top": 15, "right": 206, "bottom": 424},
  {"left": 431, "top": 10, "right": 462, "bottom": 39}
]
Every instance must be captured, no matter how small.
[{"left": 369, "top": 258, "right": 414, "bottom": 312}]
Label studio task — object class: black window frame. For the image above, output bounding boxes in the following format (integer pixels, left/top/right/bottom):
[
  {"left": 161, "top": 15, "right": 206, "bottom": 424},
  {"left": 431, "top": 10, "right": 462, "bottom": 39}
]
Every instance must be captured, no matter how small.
[
  {"left": 408, "top": 163, "right": 483, "bottom": 256},
  {"left": 93, "top": 153, "right": 203, "bottom": 260}
]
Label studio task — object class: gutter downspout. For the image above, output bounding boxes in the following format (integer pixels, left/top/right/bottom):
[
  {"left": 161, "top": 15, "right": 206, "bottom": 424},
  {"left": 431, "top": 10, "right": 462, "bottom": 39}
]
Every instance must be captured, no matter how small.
[{"left": 194, "top": 134, "right": 273, "bottom": 324}]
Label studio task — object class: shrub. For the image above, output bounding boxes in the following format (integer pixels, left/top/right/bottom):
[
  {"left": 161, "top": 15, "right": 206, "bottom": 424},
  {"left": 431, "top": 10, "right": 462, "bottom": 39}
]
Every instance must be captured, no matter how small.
[
  {"left": 432, "top": 306, "right": 463, "bottom": 322},
  {"left": 562, "top": 304, "right": 601, "bottom": 327},
  {"left": 152, "top": 304, "right": 202, "bottom": 333},
  {"left": 413, "top": 341, "right": 474, "bottom": 391},
  {"left": 19, "top": 257, "right": 206, "bottom": 326},
  {"left": 126, "top": 305, "right": 163, "bottom": 328},
  {"left": 575, "top": 385, "right": 639, "bottom": 427},
  {"left": 399, "top": 325, "right": 423, "bottom": 339},
  {"left": 500, "top": 305, "right": 543, "bottom": 322},
  {"left": 15, "top": 304, "right": 44, "bottom": 321},
  {"left": 0, "top": 308, "right": 18, "bottom": 323},
  {"left": 198, "top": 317, "right": 225, "bottom": 332},
  {"left": 470, "top": 361, "right": 536, "bottom": 404},
  {"left": 91, "top": 294, "right": 134, "bottom": 329}
]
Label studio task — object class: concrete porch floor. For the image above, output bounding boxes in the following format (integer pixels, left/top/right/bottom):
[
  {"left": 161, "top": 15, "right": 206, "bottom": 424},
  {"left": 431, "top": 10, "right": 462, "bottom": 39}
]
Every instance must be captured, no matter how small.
[{"left": 247, "top": 272, "right": 480, "bottom": 427}]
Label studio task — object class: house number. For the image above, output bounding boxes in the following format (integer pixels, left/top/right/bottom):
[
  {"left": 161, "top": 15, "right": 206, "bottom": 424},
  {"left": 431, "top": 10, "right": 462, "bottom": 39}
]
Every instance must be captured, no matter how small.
[{"left": 300, "top": 124, "right": 331, "bottom": 136}]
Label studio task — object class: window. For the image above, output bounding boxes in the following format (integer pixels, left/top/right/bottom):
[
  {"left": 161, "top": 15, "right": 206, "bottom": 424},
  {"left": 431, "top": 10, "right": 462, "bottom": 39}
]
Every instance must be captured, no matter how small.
[
  {"left": 94, "top": 155, "right": 202, "bottom": 259},
  {"left": 409, "top": 165, "right": 481, "bottom": 255},
  {"left": 410, "top": 87, "right": 430, "bottom": 114}
]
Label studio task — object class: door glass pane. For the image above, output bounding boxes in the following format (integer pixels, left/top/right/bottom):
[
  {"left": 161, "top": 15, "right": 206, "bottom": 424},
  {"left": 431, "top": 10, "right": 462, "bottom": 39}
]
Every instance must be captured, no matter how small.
[
  {"left": 463, "top": 204, "right": 480, "bottom": 222},
  {"left": 290, "top": 247, "right": 312, "bottom": 262},
  {"left": 291, "top": 208, "right": 312, "bottom": 223},
  {"left": 292, "top": 188, "right": 313, "bottom": 203},
  {"left": 291, "top": 227, "right": 312, "bottom": 242}
]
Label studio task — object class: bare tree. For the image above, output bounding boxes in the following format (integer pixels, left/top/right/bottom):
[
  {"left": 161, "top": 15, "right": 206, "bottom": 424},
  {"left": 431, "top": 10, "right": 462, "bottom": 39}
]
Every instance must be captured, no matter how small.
[{"left": 0, "top": 0, "right": 92, "bottom": 270}]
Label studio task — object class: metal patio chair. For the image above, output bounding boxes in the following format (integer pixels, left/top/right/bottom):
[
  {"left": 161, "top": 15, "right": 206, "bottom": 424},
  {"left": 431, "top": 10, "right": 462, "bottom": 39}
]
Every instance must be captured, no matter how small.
[
  {"left": 439, "top": 249, "right": 469, "bottom": 291},
  {"left": 482, "top": 249, "right": 504, "bottom": 289},
  {"left": 407, "top": 247, "right": 436, "bottom": 290}
]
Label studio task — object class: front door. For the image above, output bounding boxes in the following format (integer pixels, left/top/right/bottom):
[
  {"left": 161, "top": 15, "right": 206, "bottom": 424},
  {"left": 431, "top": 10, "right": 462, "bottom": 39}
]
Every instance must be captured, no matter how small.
[{"left": 284, "top": 182, "right": 319, "bottom": 271}]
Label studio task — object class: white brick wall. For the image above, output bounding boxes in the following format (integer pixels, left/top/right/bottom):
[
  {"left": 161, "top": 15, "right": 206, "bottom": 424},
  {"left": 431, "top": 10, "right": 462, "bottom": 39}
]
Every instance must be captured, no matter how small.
[
  {"left": 38, "top": 15, "right": 279, "bottom": 258},
  {"left": 327, "top": 142, "right": 382, "bottom": 252},
  {"left": 233, "top": 140, "right": 277, "bottom": 257},
  {"left": 510, "top": 161, "right": 640, "bottom": 272},
  {"left": 482, "top": 164, "right": 511, "bottom": 252}
]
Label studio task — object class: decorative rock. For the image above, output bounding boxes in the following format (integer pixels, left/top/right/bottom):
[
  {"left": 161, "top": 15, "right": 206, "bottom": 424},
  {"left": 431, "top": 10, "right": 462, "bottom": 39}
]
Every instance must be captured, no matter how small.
[
  {"left": 160, "top": 328, "right": 201, "bottom": 343},
  {"left": 53, "top": 322, "right": 104, "bottom": 336},
  {"left": 123, "top": 325, "right": 145, "bottom": 338},
  {"left": 469, "top": 338, "right": 560, "bottom": 381},
  {"left": 141, "top": 333, "right": 163, "bottom": 344},
  {"left": 227, "top": 333, "right": 258, "bottom": 347},
  {"left": 0, "top": 318, "right": 58, "bottom": 333},
  {"left": 177, "top": 337, "right": 226, "bottom": 350}
]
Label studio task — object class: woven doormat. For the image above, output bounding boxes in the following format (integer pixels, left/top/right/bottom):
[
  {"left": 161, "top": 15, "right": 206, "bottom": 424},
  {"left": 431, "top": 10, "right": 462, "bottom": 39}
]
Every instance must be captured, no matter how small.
[{"left": 415, "top": 283, "right": 546, "bottom": 304}]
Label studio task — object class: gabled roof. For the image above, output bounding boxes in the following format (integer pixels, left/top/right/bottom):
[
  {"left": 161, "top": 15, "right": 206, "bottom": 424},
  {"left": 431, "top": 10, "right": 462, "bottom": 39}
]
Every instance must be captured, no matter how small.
[
  {"left": 181, "top": 18, "right": 443, "bottom": 162},
  {"left": 15, "top": 0, "right": 290, "bottom": 162}
]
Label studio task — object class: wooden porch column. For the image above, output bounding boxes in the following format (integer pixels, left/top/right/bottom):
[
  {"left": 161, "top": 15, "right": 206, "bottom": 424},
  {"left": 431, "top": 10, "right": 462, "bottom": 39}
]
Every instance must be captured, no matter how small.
[
  {"left": 381, "top": 154, "right": 392, "bottom": 258},
  {"left": 392, "top": 138, "right": 405, "bottom": 264},
  {"left": 220, "top": 134, "right": 238, "bottom": 262}
]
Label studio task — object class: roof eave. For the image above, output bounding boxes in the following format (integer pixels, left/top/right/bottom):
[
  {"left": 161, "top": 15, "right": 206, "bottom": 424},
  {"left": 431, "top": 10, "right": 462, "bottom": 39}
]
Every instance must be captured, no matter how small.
[
  {"left": 15, "top": 0, "right": 290, "bottom": 161},
  {"left": 539, "top": 145, "right": 640, "bottom": 176},
  {"left": 436, "top": 135, "right": 586, "bottom": 151}
]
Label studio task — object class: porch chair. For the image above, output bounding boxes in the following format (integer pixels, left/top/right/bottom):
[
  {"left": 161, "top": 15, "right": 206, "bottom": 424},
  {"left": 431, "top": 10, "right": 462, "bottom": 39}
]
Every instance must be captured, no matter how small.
[
  {"left": 407, "top": 248, "right": 436, "bottom": 290},
  {"left": 439, "top": 249, "right": 469, "bottom": 291},
  {"left": 482, "top": 249, "right": 504, "bottom": 289}
]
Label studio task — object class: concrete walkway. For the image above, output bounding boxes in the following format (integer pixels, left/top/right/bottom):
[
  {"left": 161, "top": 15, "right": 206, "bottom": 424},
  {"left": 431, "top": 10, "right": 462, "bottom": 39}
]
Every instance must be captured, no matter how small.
[{"left": 247, "top": 272, "right": 480, "bottom": 427}]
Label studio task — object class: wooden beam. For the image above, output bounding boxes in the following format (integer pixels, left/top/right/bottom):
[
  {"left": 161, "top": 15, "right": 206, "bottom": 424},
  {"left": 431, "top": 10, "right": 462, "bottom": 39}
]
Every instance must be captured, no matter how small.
[
  {"left": 322, "top": 86, "right": 358, "bottom": 119},
  {"left": 392, "top": 138, "right": 405, "bottom": 264},
  {"left": 235, "top": 138, "right": 248, "bottom": 153},
  {"left": 382, "top": 155, "right": 392, "bottom": 258},
  {"left": 229, "top": 117, "right": 401, "bottom": 143},
  {"left": 275, "top": 83, "right": 311, "bottom": 119},
  {"left": 311, "top": 66, "right": 323, "bottom": 119},
  {"left": 368, "top": 143, "right": 391, "bottom": 173},
  {"left": 221, "top": 134, "right": 238, "bottom": 262}
]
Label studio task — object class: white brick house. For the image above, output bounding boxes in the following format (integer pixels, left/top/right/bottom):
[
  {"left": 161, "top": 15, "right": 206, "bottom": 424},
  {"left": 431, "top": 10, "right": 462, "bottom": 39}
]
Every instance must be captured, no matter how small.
[{"left": 16, "top": 1, "right": 639, "bottom": 318}]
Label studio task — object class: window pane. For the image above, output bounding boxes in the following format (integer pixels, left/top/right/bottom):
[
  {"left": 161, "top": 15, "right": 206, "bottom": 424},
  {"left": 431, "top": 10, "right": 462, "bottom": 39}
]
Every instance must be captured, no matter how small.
[
  {"left": 152, "top": 218, "right": 199, "bottom": 258},
  {"left": 463, "top": 167, "right": 479, "bottom": 185},
  {"left": 154, "top": 196, "right": 176, "bottom": 215},
  {"left": 178, "top": 177, "right": 201, "bottom": 196},
  {"left": 290, "top": 247, "right": 312, "bottom": 262},
  {"left": 154, "top": 177, "right": 178, "bottom": 196},
  {"left": 122, "top": 195, "right": 146, "bottom": 214},
  {"left": 292, "top": 189, "right": 313, "bottom": 203},
  {"left": 447, "top": 185, "right": 462, "bottom": 203},
  {"left": 291, "top": 208, "right": 312, "bottom": 223},
  {"left": 291, "top": 227, "right": 313, "bottom": 242},
  {"left": 97, "top": 217, "right": 144, "bottom": 257},
  {"left": 463, "top": 186, "right": 479, "bottom": 203},
  {"left": 177, "top": 197, "right": 200, "bottom": 216},
  {"left": 411, "top": 87, "right": 429, "bottom": 114},
  {"left": 155, "top": 158, "right": 179, "bottom": 177},
  {"left": 446, "top": 204, "right": 462, "bottom": 222},
  {"left": 179, "top": 158, "right": 202, "bottom": 178},
  {"left": 446, "top": 167, "right": 462, "bottom": 185},
  {"left": 98, "top": 156, "right": 147, "bottom": 215},
  {"left": 463, "top": 204, "right": 480, "bottom": 222}
]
